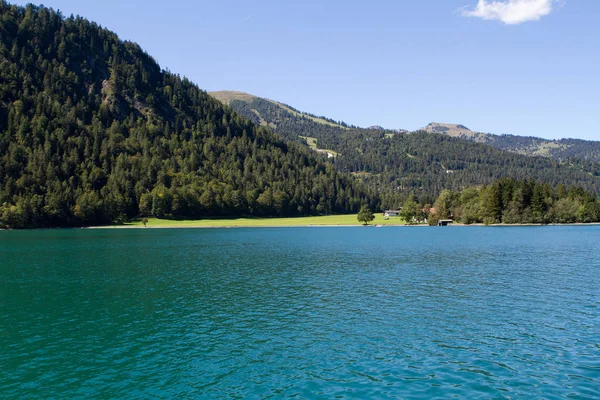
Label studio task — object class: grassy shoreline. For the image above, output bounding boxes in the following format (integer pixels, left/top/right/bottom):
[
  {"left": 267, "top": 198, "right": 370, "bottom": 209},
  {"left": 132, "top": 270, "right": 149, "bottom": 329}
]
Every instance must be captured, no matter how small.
[
  {"left": 90, "top": 215, "right": 412, "bottom": 229},
  {"left": 86, "top": 215, "right": 600, "bottom": 229},
  {"left": 1, "top": 218, "right": 599, "bottom": 230}
]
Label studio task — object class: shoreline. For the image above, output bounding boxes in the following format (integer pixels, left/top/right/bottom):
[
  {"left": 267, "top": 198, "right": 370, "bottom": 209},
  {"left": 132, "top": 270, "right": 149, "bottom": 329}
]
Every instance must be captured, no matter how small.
[
  {"left": 86, "top": 224, "right": 426, "bottom": 229},
  {"left": 3, "top": 215, "right": 600, "bottom": 231},
  {"left": 86, "top": 222, "right": 600, "bottom": 230}
]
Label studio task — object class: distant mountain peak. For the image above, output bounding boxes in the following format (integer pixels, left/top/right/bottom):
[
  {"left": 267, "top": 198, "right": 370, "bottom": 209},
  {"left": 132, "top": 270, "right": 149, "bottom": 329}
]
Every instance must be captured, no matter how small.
[{"left": 423, "top": 123, "right": 475, "bottom": 138}]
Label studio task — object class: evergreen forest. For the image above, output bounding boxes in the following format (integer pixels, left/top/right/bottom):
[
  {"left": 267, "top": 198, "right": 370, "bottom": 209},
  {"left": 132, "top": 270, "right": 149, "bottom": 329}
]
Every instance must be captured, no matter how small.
[
  {"left": 428, "top": 178, "right": 600, "bottom": 225},
  {"left": 0, "top": 2, "right": 375, "bottom": 228}
]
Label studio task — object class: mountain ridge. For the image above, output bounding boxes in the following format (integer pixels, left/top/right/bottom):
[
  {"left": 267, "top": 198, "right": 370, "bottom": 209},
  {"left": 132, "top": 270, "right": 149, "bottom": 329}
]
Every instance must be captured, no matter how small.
[
  {"left": 209, "top": 91, "right": 600, "bottom": 205},
  {"left": 423, "top": 123, "right": 600, "bottom": 163},
  {"left": 210, "top": 92, "right": 600, "bottom": 163},
  {"left": 210, "top": 90, "right": 349, "bottom": 130}
]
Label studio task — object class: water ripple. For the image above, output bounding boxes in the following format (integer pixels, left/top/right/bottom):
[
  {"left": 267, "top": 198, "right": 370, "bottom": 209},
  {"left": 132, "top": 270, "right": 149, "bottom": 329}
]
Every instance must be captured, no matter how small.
[{"left": 1, "top": 226, "right": 600, "bottom": 398}]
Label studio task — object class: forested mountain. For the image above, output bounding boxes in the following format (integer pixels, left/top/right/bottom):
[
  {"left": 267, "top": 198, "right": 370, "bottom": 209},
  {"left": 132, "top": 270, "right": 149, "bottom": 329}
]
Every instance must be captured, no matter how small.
[
  {"left": 424, "top": 122, "right": 600, "bottom": 163},
  {"left": 0, "top": 2, "right": 374, "bottom": 228},
  {"left": 210, "top": 92, "right": 600, "bottom": 206}
]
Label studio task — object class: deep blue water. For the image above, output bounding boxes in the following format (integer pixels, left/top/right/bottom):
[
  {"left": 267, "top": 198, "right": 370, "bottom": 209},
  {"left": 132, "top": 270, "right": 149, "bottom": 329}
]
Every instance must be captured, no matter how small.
[{"left": 1, "top": 226, "right": 599, "bottom": 398}]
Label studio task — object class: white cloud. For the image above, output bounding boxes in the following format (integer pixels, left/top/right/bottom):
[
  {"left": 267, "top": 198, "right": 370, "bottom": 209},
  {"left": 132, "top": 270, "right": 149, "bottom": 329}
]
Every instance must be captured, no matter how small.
[{"left": 462, "top": 0, "right": 555, "bottom": 24}]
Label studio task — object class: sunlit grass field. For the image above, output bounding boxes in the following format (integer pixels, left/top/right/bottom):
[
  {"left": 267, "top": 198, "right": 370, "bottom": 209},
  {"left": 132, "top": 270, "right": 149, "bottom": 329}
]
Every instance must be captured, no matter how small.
[{"left": 124, "top": 214, "right": 414, "bottom": 228}]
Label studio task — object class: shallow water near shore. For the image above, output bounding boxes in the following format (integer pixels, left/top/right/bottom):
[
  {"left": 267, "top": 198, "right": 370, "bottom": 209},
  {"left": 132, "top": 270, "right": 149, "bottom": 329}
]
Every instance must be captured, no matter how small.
[{"left": 1, "top": 226, "right": 599, "bottom": 398}]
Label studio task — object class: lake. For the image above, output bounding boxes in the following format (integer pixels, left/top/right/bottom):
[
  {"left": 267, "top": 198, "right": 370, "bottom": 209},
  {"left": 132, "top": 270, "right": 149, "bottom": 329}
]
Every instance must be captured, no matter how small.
[{"left": 1, "top": 226, "right": 599, "bottom": 398}]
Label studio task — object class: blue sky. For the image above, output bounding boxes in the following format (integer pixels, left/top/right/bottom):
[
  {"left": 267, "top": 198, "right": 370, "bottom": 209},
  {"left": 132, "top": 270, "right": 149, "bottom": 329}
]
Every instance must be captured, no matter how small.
[{"left": 12, "top": 0, "right": 600, "bottom": 140}]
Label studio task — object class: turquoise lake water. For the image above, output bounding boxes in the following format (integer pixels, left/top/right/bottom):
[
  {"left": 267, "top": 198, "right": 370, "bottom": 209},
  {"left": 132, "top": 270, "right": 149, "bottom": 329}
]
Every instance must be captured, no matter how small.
[{"left": 1, "top": 226, "right": 599, "bottom": 399}]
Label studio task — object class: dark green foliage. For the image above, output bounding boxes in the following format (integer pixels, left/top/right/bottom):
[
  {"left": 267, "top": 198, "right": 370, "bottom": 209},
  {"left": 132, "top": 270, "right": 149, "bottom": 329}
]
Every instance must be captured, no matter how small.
[
  {"left": 357, "top": 204, "right": 375, "bottom": 226},
  {"left": 0, "top": 2, "right": 373, "bottom": 228},
  {"left": 222, "top": 95, "right": 600, "bottom": 207},
  {"left": 433, "top": 178, "right": 600, "bottom": 225},
  {"left": 399, "top": 196, "right": 418, "bottom": 224}
]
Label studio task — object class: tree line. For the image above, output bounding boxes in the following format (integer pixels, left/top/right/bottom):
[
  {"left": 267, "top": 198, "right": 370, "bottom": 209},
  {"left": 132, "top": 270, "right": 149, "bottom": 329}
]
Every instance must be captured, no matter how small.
[{"left": 426, "top": 178, "right": 600, "bottom": 225}]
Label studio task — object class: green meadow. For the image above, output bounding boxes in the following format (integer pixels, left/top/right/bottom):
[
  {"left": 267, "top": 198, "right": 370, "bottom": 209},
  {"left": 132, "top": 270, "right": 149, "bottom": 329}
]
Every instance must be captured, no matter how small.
[{"left": 123, "top": 214, "right": 412, "bottom": 228}]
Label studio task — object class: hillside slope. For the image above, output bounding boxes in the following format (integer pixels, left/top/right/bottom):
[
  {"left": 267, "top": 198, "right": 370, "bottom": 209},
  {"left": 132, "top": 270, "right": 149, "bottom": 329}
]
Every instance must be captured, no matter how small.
[
  {"left": 0, "top": 3, "right": 373, "bottom": 228},
  {"left": 210, "top": 90, "right": 350, "bottom": 129},
  {"left": 423, "top": 123, "right": 600, "bottom": 163},
  {"left": 211, "top": 92, "right": 600, "bottom": 204}
]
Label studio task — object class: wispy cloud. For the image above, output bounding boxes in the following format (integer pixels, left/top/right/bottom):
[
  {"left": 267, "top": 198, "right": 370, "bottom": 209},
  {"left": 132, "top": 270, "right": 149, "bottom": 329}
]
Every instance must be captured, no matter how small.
[
  {"left": 462, "top": 0, "right": 557, "bottom": 24},
  {"left": 244, "top": 14, "right": 253, "bottom": 21}
]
